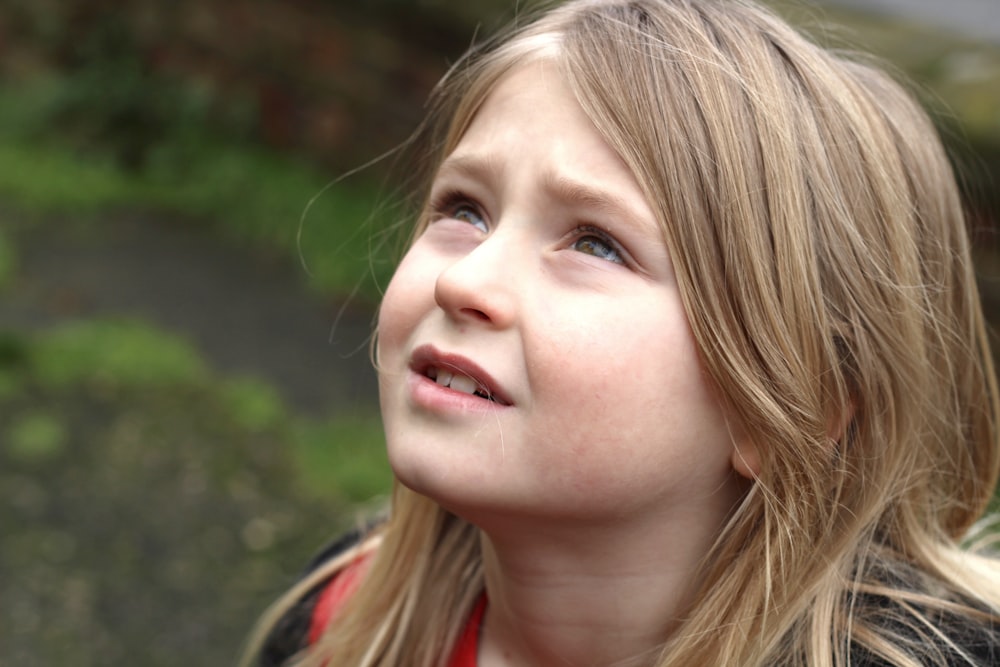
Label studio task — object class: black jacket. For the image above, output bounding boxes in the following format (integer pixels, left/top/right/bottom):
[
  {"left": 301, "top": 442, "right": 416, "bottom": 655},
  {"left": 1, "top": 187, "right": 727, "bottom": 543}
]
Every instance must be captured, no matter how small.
[{"left": 258, "top": 530, "right": 366, "bottom": 667}]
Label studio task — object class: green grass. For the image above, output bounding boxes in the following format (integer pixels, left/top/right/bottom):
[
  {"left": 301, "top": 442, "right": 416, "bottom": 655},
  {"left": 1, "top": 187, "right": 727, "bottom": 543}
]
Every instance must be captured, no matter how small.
[
  {"left": 29, "top": 319, "right": 209, "bottom": 389},
  {"left": 0, "top": 139, "right": 403, "bottom": 299},
  {"left": 6, "top": 411, "right": 68, "bottom": 464},
  {"left": 0, "top": 78, "right": 407, "bottom": 301},
  {"left": 0, "top": 144, "right": 135, "bottom": 214},
  {"left": 4, "top": 318, "right": 392, "bottom": 505}
]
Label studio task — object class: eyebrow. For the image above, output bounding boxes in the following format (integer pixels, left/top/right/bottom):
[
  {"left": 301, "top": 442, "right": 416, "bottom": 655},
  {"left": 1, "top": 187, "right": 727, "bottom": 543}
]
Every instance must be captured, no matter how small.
[
  {"left": 542, "top": 173, "right": 663, "bottom": 250},
  {"left": 542, "top": 173, "right": 645, "bottom": 225},
  {"left": 435, "top": 154, "right": 505, "bottom": 189}
]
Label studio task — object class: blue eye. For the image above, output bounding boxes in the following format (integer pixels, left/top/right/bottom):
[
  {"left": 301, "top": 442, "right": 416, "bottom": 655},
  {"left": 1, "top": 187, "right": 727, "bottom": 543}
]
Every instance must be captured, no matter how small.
[
  {"left": 430, "top": 189, "right": 489, "bottom": 233},
  {"left": 572, "top": 229, "right": 625, "bottom": 265},
  {"left": 452, "top": 205, "right": 489, "bottom": 233}
]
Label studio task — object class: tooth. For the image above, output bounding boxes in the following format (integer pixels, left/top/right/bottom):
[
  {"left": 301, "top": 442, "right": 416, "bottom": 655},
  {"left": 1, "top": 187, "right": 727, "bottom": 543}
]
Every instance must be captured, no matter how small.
[
  {"left": 435, "top": 370, "right": 453, "bottom": 387},
  {"left": 449, "top": 374, "right": 478, "bottom": 396}
]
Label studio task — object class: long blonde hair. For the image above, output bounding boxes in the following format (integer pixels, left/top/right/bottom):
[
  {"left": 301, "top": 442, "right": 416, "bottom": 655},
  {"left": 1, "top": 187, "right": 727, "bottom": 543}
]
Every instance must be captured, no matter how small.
[{"left": 244, "top": 1, "right": 1000, "bottom": 665}]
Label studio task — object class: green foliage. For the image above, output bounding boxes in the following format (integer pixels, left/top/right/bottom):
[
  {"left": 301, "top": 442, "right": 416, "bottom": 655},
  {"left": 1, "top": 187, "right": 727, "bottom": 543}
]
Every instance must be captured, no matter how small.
[
  {"left": 292, "top": 413, "right": 392, "bottom": 504},
  {"left": 138, "top": 141, "right": 402, "bottom": 297},
  {"left": 0, "top": 76, "right": 66, "bottom": 140},
  {"left": 0, "top": 368, "right": 20, "bottom": 400},
  {"left": 6, "top": 411, "right": 67, "bottom": 464},
  {"left": 0, "top": 85, "right": 399, "bottom": 298},
  {"left": 0, "top": 226, "right": 15, "bottom": 290},
  {"left": 13, "top": 318, "right": 392, "bottom": 502},
  {"left": 1, "top": 13, "right": 255, "bottom": 172},
  {"left": 30, "top": 319, "right": 208, "bottom": 388},
  {"left": 0, "top": 71, "right": 402, "bottom": 299},
  {"left": 0, "top": 332, "right": 27, "bottom": 399},
  {"left": 220, "top": 377, "right": 287, "bottom": 433},
  {"left": 0, "top": 80, "right": 139, "bottom": 215},
  {"left": 0, "top": 144, "right": 136, "bottom": 215}
]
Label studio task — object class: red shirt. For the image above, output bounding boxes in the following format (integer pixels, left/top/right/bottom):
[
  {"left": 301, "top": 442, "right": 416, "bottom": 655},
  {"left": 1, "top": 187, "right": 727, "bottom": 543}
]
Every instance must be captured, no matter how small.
[{"left": 308, "top": 560, "right": 486, "bottom": 667}]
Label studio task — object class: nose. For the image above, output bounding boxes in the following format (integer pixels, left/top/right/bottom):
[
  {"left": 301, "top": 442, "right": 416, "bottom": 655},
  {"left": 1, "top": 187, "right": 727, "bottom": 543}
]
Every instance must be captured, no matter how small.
[{"left": 433, "top": 231, "right": 520, "bottom": 328}]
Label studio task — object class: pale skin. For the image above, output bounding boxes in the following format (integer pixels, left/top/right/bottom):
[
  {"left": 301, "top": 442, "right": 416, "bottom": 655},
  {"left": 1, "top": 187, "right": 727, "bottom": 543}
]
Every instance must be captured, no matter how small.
[{"left": 377, "top": 60, "right": 758, "bottom": 667}]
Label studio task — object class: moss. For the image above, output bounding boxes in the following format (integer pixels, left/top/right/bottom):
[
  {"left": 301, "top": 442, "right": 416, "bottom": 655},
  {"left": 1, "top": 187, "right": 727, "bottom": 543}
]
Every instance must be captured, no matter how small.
[
  {"left": 30, "top": 319, "right": 208, "bottom": 389},
  {"left": 6, "top": 411, "right": 67, "bottom": 463}
]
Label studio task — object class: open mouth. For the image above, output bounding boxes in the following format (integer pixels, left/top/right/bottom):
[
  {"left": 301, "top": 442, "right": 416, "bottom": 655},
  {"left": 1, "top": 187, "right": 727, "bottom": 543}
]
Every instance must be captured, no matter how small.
[
  {"left": 409, "top": 345, "right": 513, "bottom": 407},
  {"left": 425, "top": 366, "right": 501, "bottom": 403}
]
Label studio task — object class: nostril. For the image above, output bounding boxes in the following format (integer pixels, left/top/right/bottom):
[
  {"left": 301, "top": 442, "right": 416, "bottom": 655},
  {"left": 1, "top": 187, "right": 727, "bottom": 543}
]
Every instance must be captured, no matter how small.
[{"left": 460, "top": 308, "right": 491, "bottom": 322}]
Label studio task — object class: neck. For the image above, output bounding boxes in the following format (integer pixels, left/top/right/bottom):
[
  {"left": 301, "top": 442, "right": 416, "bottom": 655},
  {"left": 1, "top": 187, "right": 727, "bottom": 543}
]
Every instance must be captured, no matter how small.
[{"left": 475, "top": 500, "right": 739, "bottom": 667}]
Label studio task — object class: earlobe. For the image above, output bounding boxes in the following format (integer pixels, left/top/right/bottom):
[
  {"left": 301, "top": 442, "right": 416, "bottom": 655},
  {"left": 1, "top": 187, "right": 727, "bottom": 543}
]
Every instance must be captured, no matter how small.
[
  {"left": 731, "top": 440, "right": 761, "bottom": 480},
  {"left": 723, "top": 409, "right": 760, "bottom": 479},
  {"left": 826, "top": 403, "right": 855, "bottom": 446}
]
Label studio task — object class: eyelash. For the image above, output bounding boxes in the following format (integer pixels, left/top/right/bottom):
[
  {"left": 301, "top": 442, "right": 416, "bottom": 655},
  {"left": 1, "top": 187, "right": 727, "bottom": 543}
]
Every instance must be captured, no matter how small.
[
  {"left": 427, "top": 189, "right": 630, "bottom": 266},
  {"left": 428, "top": 189, "right": 483, "bottom": 225},
  {"left": 571, "top": 225, "right": 627, "bottom": 265}
]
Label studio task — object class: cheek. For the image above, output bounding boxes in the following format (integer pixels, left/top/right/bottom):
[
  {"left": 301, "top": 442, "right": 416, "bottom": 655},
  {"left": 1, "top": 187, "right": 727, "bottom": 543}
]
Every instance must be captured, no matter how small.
[
  {"left": 530, "top": 310, "right": 678, "bottom": 407},
  {"left": 524, "top": 305, "right": 731, "bottom": 485},
  {"left": 377, "top": 250, "right": 433, "bottom": 352},
  {"left": 376, "top": 283, "right": 410, "bottom": 353},
  {"left": 524, "top": 315, "right": 659, "bottom": 442}
]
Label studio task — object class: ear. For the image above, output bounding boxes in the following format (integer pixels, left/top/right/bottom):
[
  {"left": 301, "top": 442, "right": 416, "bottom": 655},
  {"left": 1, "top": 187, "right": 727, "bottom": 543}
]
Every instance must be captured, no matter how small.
[
  {"left": 826, "top": 402, "right": 855, "bottom": 446},
  {"left": 731, "top": 439, "right": 761, "bottom": 480},
  {"left": 725, "top": 412, "right": 761, "bottom": 480},
  {"left": 730, "top": 401, "right": 856, "bottom": 480}
]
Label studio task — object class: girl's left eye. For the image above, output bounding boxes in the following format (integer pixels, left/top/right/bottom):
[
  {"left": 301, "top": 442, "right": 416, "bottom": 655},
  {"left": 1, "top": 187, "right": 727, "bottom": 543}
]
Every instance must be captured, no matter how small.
[
  {"left": 452, "top": 205, "right": 489, "bottom": 233},
  {"left": 571, "top": 228, "right": 625, "bottom": 265}
]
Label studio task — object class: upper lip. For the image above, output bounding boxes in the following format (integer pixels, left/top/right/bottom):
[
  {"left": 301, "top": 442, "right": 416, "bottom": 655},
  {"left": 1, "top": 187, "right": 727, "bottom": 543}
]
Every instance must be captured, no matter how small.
[{"left": 409, "top": 344, "right": 513, "bottom": 406}]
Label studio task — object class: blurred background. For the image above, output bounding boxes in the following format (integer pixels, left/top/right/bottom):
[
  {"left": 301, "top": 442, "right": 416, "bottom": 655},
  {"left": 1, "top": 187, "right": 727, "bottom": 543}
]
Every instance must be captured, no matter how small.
[{"left": 0, "top": 1, "right": 997, "bottom": 665}]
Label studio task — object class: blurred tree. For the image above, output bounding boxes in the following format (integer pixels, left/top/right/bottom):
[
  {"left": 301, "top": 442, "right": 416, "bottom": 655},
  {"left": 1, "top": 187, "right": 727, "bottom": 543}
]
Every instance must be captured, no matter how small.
[{"left": 0, "top": 0, "right": 519, "bottom": 174}]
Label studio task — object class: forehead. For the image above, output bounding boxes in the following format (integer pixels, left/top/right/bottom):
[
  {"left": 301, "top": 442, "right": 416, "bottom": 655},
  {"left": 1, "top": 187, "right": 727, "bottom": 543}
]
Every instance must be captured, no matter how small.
[
  {"left": 455, "top": 62, "right": 596, "bottom": 147},
  {"left": 441, "top": 62, "right": 644, "bottom": 199}
]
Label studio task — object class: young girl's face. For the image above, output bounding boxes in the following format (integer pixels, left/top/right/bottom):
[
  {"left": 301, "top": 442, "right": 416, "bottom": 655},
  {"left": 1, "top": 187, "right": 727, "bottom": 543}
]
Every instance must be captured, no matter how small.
[{"left": 377, "top": 61, "right": 747, "bottom": 526}]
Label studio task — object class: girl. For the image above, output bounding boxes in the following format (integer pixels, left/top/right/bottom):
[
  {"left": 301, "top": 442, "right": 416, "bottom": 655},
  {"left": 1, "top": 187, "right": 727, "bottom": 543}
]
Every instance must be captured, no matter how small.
[{"left": 244, "top": 0, "right": 1000, "bottom": 665}]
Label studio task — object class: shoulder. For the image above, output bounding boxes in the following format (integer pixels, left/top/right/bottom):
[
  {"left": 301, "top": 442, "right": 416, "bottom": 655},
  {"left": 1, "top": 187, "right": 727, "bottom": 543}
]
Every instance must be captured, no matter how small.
[{"left": 256, "top": 527, "right": 375, "bottom": 667}]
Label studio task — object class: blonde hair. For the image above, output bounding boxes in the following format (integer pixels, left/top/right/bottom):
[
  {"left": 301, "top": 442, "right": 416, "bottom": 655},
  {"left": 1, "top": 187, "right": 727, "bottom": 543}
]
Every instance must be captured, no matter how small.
[{"left": 244, "top": 1, "right": 1000, "bottom": 665}]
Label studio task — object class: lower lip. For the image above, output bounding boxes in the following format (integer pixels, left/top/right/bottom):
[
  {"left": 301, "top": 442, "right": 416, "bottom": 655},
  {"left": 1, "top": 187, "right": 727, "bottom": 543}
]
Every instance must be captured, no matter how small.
[{"left": 407, "top": 372, "right": 509, "bottom": 415}]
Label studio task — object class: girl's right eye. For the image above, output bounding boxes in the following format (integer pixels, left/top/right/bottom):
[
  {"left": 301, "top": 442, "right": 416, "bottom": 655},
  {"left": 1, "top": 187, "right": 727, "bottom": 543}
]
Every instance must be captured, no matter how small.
[{"left": 430, "top": 191, "right": 489, "bottom": 233}]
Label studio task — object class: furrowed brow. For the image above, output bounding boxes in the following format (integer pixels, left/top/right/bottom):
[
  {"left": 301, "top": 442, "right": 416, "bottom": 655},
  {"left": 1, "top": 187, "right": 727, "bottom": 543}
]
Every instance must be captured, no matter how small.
[
  {"left": 543, "top": 173, "right": 660, "bottom": 242},
  {"left": 544, "top": 173, "right": 632, "bottom": 216}
]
